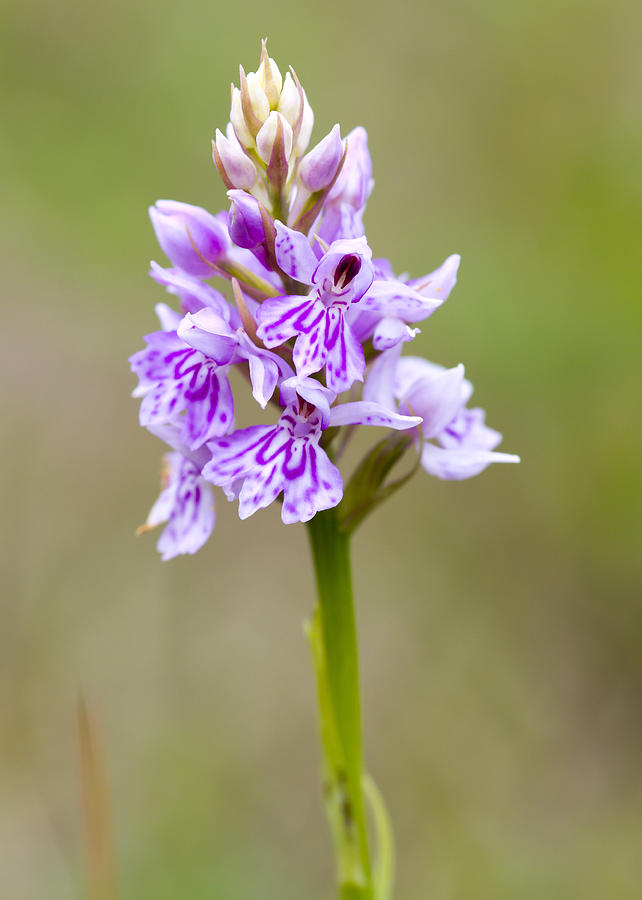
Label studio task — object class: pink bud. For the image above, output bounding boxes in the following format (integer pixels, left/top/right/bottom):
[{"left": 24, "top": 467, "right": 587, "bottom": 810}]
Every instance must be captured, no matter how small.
[
  {"left": 298, "top": 124, "right": 344, "bottom": 191},
  {"left": 227, "top": 190, "right": 265, "bottom": 249},
  {"left": 213, "top": 128, "right": 256, "bottom": 190},
  {"left": 256, "top": 112, "right": 293, "bottom": 165},
  {"left": 149, "top": 200, "right": 230, "bottom": 276}
]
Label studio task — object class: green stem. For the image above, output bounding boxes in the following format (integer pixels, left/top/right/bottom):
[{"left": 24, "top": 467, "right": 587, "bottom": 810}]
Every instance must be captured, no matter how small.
[
  {"left": 219, "top": 260, "right": 279, "bottom": 298},
  {"left": 306, "top": 508, "right": 373, "bottom": 900}
]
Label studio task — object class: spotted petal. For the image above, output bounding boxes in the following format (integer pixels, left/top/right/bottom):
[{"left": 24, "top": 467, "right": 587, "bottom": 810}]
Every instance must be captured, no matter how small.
[
  {"left": 292, "top": 318, "right": 329, "bottom": 377},
  {"left": 274, "top": 221, "right": 319, "bottom": 283},
  {"left": 256, "top": 294, "right": 321, "bottom": 348},
  {"left": 324, "top": 312, "right": 365, "bottom": 393},
  {"left": 130, "top": 331, "right": 186, "bottom": 398},
  {"left": 237, "top": 458, "right": 286, "bottom": 519},
  {"left": 205, "top": 426, "right": 283, "bottom": 485},
  {"left": 136, "top": 339, "right": 234, "bottom": 450},
  {"left": 372, "top": 316, "right": 419, "bottom": 351},
  {"left": 330, "top": 400, "right": 421, "bottom": 430},
  {"left": 361, "top": 280, "right": 443, "bottom": 323},
  {"left": 281, "top": 442, "right": 342, "bottom": 524},
  {"left": 143, "top": 453, "right": 216, "bottom": 561}
]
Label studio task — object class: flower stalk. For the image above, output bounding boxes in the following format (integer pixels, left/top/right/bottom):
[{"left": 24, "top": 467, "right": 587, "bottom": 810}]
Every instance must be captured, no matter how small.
[{"left": 306, "top": 507, "right": 373, "bottom": 899}]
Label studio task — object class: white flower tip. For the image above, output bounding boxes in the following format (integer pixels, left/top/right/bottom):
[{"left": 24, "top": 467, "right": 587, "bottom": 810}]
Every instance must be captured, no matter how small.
[{"left": 256, "top": 111, "right": 293, "bottom": 164}]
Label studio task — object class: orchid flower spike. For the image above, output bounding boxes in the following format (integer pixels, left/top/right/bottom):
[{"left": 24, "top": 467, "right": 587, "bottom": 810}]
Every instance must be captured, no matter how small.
[{"left": 130, "top": 40, "right": 518, "bottom": 560}]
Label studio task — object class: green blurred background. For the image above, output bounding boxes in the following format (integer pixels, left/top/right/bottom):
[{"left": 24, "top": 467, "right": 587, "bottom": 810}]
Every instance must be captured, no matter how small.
[{"left": 2, "top": 0, "right": 641, "bottom": 897}]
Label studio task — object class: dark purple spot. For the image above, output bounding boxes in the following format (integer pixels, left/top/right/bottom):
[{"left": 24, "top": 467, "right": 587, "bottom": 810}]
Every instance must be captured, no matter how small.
[{"left": 334, "top": 254, "right": 361, "bottom": 288}]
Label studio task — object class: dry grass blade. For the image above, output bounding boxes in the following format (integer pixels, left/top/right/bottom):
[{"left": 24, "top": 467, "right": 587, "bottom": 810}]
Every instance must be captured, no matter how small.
[{"left": 77, "top": 696, "right": 118, "bottom": 900}]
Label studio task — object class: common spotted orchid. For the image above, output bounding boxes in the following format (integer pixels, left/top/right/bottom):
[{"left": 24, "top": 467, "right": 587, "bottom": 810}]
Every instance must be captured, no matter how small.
[{"left": 128, "top": 43, "right": 520, "bottom": 896}]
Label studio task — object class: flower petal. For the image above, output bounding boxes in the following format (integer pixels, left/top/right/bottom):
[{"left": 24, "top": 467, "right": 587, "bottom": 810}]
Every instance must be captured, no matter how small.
[
  {"left": 129, "top": 331, "right": 188, "bottom": 398},
  {"left": 256, "top": 294, "right": 320, "bottom": 348},
  {"left": 235, "top": 330, "right": 295, "bottom": 408},
  {"left": 281, "top": 442, "right": 342, "bottom": 524},
  {"left": 324, "top": 313, "right": 365, "bottom": 393},
  {"left": 330, "top": 400, "right": 421, "bottom": 430},
  {"left": 150, "top": 262, "right": 237, "bottom": 323},
  {"left": 155, "top": 303, "right": 183, "bottom": 332},
  {"left": 138, "top": 350, "right": 234, "bottom": 450},
  {"left": 402, "top": 364, "right": 467, "bottom": 439},
  {"left": 438, "top": 407, "right": 503, "bottom": 452},
  {"left": 361, "top": 280, "right": 443, "bottom": 323},
  {"left": 279, "top": 377, "right": 335, "bottom": 425},
  {"left": 318, "top": 203, "right": 365, "bottom": 243},
  {"left": 177, "top": 310, "right": 238, "bottom": 364},
  {"left": 238, "top": 461, "right": 286, "bottom": 519},
  {"left": 144, "top": 454, "right": 216, "bottom": 561},
  {"left": 182, "top": 369, "right": 234, "bottom": 449},
  {"left": 245, "top": 353, "right": 278, "bottom": 408},
  {"left": 409, "top": 253, "right": 460, "bottom": 300},
  {"left": 274, "top": 221, "right": 319, "bottom": 283},
  {"left": 421, "top": 444, "right": 520, "bottom": 480},
  {"left": 362, "top": 345, "right": 402, "bottom": 409},
  {"left": 146, "top": 422, "right": 211, "bottom": 470},
  {"left": 293, "top": 321, "right": 329, "bottom": 376},
  {"left": 372, "top": 316, "right": 419, "bottom": 351},
  {"left": 204, "top": 425, "right": 281, "bottom": 484}
]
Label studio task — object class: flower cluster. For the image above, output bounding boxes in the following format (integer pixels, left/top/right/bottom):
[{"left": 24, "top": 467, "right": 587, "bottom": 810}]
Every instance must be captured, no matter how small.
[{"left": 131, "top": 41, "right": 519, "bottom": 559}]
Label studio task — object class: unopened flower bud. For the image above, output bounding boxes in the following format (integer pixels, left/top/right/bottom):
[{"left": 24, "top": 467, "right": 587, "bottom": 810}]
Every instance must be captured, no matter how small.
[
  {"left": 213, "top": 127, "right": 256, "bottom": 190},
  {"left": 239, "top": 68, "right": 270, "bottom": 138},
  {"left": 277, "top": 72, "right": 299, "bottom": 125},
  {"left": 295, "top": 93, "right": 314, "bottom": 156},
  {"left": 299, "top": 124, "right": 344, "bottom": 191},
  {"left": 230, "top": 86, "right": 253, "bottom": 146},
  {"left": 278, "top": 72, "right": 314, "bottom": 157},
  {"left": 257, "top": 39, "right": 283, "bottom": 108},
  {"left": 227, "top": 190, "right": 265, "bottom": 249},
  {"left": 256, "top": 111, "right": 293, "bottom": 165},
  {"left": 149, "top": 200, "right": 230, "bottom": 276}
]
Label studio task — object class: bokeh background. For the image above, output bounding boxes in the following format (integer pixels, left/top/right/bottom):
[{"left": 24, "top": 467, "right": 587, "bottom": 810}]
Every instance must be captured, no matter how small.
[{"left": 2, "top": 0, "right": 641, "bottom": 897}]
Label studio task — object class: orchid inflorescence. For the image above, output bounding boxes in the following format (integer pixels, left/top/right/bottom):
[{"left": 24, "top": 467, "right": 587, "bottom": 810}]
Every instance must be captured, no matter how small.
[{"left": 130, "top": 40, "right": 519, "bottom": 560}]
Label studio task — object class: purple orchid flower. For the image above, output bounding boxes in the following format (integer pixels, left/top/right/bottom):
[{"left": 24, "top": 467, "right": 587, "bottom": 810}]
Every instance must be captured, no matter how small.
[
  {"left": 130, "top": 321, "right": 236, "bottom": 451},
  {"left": 178, "top": 307, "right": 294, "bottom": 409},
  {"left": 365, "top": 347, "right": 520, "bottom": 479},
  {"left": 138, "top": 425, "right": 216, "bottom": 561},
  {"left": 130, "top": 302, "right": 294, "bottom": 451},
  {"left": 203, "top": 377, "right": 422, "bottom": 524},
  {"left": 256, "top": 223, "right": 374, "bottom": 392},
  {"left": 349, "top": 253, "right": 460, "bottom": 352},
  {"left": 132, "top": 45, "right": 519, "bottom": 562}
]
